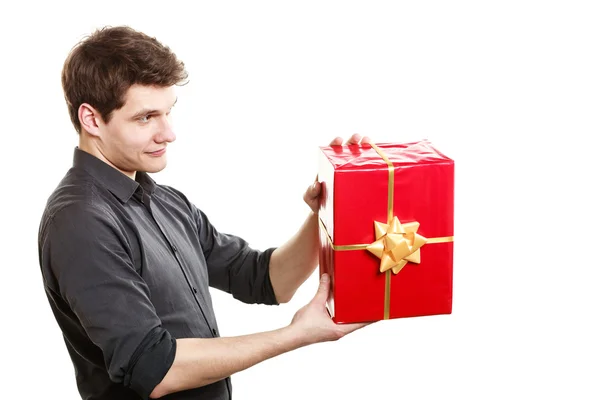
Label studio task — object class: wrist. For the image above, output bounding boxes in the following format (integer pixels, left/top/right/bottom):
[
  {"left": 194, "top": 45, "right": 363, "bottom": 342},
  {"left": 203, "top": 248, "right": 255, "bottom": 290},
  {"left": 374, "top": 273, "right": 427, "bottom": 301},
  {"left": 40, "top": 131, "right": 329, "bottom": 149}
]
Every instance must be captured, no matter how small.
[{"left": 283, "top": 323, "right": 313, "bottom": 348}]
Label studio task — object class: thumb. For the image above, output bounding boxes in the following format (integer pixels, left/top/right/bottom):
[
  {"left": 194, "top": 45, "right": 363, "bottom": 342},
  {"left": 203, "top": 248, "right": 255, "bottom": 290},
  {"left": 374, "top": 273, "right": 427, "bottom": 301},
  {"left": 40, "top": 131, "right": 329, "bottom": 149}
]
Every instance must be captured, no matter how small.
[
  {"left": 309, "top": 181, "right": 321, "bottom": 198},
  {"left": 312, "top": 273, "right": 330, "bottom": 304}
]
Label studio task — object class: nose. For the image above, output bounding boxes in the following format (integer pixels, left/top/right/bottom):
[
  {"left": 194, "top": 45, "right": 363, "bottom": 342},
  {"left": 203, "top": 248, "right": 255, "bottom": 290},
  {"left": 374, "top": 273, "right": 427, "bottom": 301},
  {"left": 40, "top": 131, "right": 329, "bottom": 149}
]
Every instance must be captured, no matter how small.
[{"left": 156, "top": 115, "right": 176, "bottom": 143}]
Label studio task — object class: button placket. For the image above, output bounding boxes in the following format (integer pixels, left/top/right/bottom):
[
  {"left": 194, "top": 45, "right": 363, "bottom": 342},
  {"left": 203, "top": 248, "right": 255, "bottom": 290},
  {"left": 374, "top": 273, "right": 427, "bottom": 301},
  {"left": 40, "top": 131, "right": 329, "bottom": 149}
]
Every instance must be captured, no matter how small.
[{"left": 148, "top": 202, "right": 216, "bottom": 341}]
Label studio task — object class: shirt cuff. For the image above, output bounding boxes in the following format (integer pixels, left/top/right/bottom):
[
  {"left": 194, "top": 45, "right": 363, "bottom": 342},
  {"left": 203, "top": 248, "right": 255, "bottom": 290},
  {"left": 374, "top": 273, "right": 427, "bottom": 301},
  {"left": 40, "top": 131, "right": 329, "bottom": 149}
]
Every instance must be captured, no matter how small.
[
  {"left": 231, "top": 246, "right": 279, "bottom": 305},
  {"left": 262, "top": 247, "right": 279, "bottom": 305},
  {"left": 125, "top": 327, "right": 176, "bottom": 399}
]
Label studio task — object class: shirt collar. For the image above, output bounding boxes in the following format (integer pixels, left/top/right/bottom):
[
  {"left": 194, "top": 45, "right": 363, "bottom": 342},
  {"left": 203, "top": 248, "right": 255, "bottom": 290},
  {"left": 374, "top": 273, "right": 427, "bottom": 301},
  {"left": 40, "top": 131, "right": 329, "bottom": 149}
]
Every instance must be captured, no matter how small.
[{"left": 73, "top": 147, "right": 157, "bottom": 203}]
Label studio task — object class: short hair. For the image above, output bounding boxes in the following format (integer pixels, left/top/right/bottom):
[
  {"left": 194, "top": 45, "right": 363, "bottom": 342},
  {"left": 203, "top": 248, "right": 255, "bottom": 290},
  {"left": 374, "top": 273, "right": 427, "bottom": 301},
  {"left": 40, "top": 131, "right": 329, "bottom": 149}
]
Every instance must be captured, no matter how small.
[{"left": 61, "top": 26, "right": 188, "bottom": 134}]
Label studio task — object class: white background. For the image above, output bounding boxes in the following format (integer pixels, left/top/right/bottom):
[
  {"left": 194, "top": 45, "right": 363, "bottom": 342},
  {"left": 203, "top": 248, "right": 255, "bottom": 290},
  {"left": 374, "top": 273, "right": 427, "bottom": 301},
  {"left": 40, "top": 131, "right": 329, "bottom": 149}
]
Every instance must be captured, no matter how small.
[{"left": 1, "top": 1, "right": 599, "bottom": 399}]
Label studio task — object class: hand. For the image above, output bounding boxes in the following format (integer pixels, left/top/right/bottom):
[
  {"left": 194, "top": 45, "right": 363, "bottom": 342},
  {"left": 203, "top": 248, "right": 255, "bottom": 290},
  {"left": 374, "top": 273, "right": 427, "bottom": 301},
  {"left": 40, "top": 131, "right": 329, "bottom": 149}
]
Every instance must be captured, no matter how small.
[
  {"left": 289, "top": 274, "right": 371, "bottom": 345},
  {"left": 303, "top": 134, "right": 372, "bottom": 213},
  {"left": 328, "top": 133, "right": 371, "bottom": 147}
]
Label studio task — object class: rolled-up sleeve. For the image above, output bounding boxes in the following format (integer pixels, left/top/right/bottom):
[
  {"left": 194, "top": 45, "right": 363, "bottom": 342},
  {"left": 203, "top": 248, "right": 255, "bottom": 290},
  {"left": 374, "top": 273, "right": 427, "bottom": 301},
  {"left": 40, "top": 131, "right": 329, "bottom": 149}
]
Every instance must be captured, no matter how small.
[
  {"left": 44, "top": 204, "right": 176, "bottom": 398},
  {"left": 193, "top": 206, "right": 278, "bottom": 305}
]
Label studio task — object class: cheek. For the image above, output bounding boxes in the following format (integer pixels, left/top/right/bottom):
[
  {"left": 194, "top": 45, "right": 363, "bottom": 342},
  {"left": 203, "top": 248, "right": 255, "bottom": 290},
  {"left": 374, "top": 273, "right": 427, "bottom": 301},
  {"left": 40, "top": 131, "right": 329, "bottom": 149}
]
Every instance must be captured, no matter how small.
[{"left": 114, "top": 127, "right": 152, "bottom": 152}]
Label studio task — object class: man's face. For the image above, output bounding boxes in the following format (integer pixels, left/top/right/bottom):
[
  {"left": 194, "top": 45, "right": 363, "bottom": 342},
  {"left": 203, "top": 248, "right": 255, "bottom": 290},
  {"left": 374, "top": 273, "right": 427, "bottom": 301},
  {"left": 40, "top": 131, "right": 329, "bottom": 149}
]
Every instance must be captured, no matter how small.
[{"left": 97, "top": 84, "right": 177, "bottom": 177}]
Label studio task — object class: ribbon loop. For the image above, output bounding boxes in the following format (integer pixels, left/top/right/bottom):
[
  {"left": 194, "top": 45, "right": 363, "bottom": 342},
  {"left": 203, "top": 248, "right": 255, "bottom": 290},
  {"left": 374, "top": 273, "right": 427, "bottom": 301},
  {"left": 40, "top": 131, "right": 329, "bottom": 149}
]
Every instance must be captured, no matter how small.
[{"left": 366, "top": 216, "right": 428, "bottom": 274}]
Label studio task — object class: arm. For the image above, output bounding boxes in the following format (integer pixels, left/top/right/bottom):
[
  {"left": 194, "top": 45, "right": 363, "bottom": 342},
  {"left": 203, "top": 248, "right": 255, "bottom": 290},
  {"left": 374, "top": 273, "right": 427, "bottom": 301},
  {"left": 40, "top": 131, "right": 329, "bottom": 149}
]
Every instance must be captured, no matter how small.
[
  {"left": 150, "top": 274, "right": 368, "bottom": 398},
  {"left": 269, "top": 134, "right": 372, "bottom": 303},
  {"left": 269, "top": 210, "right": 319, "bottom": 303},
  {"left": 151, "top": 327, "right": 302, "bottom": 398},
  {"left": 42, "top": 205, "right": 176, "bottom": 398}
]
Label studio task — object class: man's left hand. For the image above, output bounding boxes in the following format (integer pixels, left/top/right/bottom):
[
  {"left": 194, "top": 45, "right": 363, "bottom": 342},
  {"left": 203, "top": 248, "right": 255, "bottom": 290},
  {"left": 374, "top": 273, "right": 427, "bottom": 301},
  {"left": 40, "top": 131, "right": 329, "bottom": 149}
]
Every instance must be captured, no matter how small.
[{"left": 303, "top": 134, "right": 371, "bottom": 213}]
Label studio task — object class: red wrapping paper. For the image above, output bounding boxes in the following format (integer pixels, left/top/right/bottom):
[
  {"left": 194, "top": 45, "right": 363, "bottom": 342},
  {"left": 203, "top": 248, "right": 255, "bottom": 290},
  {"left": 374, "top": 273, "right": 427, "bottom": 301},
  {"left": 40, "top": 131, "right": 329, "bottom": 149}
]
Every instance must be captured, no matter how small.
[{"left": 318, "top": 140, "right": 454, "bottom": 324}]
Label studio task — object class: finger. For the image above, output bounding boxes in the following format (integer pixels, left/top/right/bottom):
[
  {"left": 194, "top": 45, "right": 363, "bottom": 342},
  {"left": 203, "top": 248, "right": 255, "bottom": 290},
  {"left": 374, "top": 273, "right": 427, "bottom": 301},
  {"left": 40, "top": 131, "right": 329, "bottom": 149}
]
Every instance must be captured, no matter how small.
[
  {"left": 311, "top": 181, "right": 322, "bottom": 196},
  {"left": 329, "top": 137, "right": 344, "bottom": 146},
  {"left": 345, "top": 133, "right": 362, "bottom": 145},
  {"left": 360, "top": 136, "right": 372, "bottom": 146},
  {"left": 312, "top": 273, "right": 331, "bottom": 304},
  {"left": 303, "top": 181, "right": 321, "bottom": 201}
]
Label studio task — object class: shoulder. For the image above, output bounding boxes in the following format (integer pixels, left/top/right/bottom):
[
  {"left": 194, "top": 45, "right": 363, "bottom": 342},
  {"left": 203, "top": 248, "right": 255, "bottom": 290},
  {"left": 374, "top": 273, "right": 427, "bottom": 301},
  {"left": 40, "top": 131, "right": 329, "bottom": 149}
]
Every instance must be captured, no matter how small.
[
  {"left": 155, "top": 183, "right": 190, "bottom": 203},
  {"left": 42, "top": 168, "right": 110, "bottom": 218},
  {"left": 153, "top": 183, "right": 199, "bottom": 214},
  {"left": 39, "top": 169, "right": 124, "bottom": 244},
  {"left": 152, "top": 183, "right": 213, "bottom": 230}
]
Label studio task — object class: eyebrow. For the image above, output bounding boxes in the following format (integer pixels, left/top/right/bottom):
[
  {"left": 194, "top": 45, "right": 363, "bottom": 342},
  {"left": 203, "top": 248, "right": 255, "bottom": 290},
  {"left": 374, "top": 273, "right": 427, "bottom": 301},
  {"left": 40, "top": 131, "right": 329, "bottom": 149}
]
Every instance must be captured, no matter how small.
[{"left": 130, "top": 98, "right": 178, "bottom": 120}]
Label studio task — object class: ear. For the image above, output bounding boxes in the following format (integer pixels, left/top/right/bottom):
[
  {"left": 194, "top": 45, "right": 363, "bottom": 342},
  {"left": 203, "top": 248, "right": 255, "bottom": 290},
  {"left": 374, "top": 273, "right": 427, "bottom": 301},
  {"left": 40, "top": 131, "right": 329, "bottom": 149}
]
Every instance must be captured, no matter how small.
[{"left": 78, "top": 103, "right": 103, "bottom": 137}]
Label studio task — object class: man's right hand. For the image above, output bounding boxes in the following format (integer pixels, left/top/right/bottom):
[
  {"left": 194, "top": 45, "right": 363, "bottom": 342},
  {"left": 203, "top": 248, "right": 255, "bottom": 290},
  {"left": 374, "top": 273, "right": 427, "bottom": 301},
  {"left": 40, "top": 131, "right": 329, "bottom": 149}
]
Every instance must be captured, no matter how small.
[{"left": 289, "top": 273, "right": 371, "bottom": 345}]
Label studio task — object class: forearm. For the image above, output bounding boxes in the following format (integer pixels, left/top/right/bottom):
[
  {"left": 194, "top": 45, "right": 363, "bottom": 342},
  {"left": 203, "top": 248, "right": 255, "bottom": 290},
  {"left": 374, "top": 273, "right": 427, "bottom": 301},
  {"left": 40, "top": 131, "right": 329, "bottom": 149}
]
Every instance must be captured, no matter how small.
[
  {"left": 269, "top": 211, "right": 320, "bottom": 303},
  {"left": 150, "top": 326, "right": 306, "bottom": 398}
]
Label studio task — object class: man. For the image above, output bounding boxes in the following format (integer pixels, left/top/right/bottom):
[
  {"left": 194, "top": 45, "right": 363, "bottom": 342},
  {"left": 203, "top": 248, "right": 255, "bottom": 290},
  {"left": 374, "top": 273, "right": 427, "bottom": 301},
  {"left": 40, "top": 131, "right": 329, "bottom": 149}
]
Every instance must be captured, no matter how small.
[{"left": 38, "top": 25, "right": 371, "bottom": 399}]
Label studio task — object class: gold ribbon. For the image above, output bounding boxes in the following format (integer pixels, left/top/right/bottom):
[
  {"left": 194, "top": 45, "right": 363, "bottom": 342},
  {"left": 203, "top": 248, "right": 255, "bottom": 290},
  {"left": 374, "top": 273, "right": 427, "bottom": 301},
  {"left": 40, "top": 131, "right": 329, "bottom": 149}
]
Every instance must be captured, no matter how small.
[
  {"left": 320, "top": 143, "right": 454, "bottom": 320},
  {"left": 366, "top": 217, "right": 427, "bottom": 275}
]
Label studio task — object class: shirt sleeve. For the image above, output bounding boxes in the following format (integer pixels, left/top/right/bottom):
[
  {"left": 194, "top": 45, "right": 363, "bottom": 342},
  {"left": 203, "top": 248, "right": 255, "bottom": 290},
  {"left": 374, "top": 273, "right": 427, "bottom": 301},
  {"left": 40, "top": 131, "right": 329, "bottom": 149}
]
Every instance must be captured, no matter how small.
[
  {"left": 43, "top": 203, "right": 176, "bottom": 398},
  {"left": 193, "top": 205, "right": 279, "bottom": 305}
]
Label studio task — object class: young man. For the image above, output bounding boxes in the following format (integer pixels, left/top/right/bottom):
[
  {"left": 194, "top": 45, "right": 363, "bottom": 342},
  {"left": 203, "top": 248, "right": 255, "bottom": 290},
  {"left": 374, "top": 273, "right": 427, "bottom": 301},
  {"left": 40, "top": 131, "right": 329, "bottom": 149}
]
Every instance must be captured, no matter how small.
[{"left": 38, "top": 26, "right": 370, "bottom": 399}]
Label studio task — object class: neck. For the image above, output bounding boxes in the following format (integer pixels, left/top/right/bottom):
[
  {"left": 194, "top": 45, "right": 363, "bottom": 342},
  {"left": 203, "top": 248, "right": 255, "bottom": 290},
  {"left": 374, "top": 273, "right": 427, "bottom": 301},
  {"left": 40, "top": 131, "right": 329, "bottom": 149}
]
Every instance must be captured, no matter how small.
[{"left": 79, "top": 138, "right": 136, "bottom": 180}]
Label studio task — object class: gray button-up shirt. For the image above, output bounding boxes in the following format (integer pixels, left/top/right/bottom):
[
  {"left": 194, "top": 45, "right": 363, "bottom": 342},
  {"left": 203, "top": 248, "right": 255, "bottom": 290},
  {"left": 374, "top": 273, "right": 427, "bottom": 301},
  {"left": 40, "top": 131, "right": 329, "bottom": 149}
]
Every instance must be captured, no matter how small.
[{"left": 38, "top": 148, "right": 278, "bottom": 399}]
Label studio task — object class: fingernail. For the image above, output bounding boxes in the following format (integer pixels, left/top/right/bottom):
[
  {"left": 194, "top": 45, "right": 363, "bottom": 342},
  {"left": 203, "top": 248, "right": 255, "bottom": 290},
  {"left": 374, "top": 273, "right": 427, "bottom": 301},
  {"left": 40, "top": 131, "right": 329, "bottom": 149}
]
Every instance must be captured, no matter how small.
[{"left": 321, "top": 274, "right": 329, "bottom": 283}]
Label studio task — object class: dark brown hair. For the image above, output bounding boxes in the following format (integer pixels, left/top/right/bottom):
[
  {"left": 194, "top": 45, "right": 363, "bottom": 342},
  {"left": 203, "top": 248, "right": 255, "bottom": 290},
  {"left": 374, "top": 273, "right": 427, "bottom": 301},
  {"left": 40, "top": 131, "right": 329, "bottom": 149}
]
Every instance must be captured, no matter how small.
[{"left": 61, "top": 26, "right": 188, "bottom": 134}]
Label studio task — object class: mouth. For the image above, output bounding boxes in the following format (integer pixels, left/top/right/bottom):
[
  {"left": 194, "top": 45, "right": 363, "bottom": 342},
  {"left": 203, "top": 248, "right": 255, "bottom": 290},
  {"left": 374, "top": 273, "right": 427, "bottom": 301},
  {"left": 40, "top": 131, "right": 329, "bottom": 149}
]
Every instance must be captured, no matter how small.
[{"left": 147, "top": 148, "right": 166, "bottom": 157}]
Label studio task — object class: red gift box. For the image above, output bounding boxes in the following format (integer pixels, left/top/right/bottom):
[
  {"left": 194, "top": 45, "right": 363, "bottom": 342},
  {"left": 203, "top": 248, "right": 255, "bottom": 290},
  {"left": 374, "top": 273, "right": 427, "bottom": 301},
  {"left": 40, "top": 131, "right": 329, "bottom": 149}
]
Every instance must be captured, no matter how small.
[{"left": 318, "top": 140, "right": 454, "bottom": 324}]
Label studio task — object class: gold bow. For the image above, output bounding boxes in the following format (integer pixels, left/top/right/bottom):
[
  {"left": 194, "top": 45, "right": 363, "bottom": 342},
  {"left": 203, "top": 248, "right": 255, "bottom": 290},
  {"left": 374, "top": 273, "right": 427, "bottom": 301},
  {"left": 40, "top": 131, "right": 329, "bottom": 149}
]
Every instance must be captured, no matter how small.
[{"left": 366, "top": 216, "right": 428, "bottom": 275}]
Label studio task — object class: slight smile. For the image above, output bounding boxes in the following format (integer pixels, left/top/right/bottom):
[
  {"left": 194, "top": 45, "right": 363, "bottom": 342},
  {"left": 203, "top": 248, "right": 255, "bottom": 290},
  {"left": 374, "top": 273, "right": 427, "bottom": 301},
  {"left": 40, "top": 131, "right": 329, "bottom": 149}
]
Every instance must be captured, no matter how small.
[{"left": 147, "top": 148, "right": 166, "bottom": 156}]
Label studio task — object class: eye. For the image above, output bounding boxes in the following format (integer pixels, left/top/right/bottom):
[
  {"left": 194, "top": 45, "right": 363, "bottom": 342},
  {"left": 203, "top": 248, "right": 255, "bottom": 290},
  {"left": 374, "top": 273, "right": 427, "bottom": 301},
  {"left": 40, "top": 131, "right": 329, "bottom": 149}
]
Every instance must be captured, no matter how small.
[{"left": 139, "top": 115, "right": 152, "bottom": 123}]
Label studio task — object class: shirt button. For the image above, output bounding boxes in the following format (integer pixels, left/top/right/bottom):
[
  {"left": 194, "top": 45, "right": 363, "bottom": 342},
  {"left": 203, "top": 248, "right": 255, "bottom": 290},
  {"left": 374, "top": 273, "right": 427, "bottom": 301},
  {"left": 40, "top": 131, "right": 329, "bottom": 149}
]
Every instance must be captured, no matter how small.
[
  {"left": 212, "top": 328, "right": 217, "bottom": 335},
  {"left": 172, "top": 245, "right": 178, "bottom": 253},
  {"left": 193, "top": 287, "right": 198, "bottom": 294}
]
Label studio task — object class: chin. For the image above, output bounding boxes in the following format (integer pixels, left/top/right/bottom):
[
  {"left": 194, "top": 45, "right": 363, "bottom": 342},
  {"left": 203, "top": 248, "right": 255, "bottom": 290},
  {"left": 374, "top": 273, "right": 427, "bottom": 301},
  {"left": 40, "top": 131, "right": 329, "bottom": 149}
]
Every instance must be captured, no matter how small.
[{"left": 143, "top": 161, "right": 168, "bottom": 174}]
